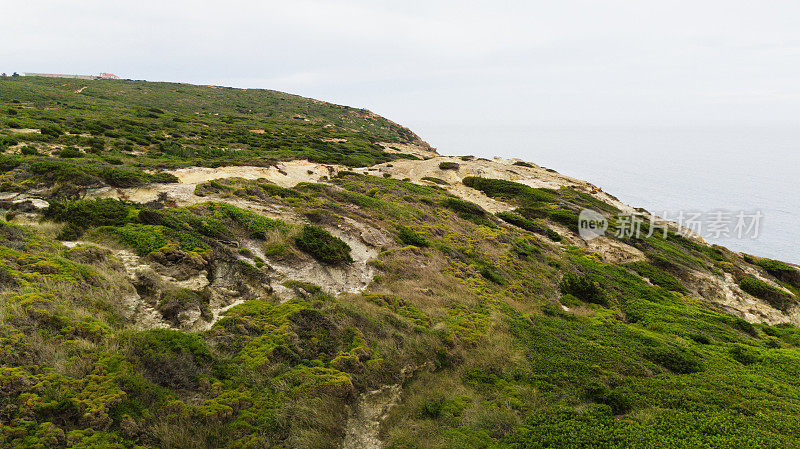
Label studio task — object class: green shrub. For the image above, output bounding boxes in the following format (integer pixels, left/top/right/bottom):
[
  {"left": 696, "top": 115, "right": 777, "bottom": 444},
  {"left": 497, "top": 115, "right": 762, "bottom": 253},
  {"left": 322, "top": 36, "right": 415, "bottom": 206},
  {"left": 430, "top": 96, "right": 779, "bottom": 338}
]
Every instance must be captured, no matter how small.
[
  {"left": 57, "top": 147, "right": 82, "bottom": 158},
  {"left": 421, "top": 176, "right": 449, "bottom": 185},
  {"left": 516, "top": 206, "right": 549, "bottom": 220},
  {"left": 131, "top": 329, "right": 214, "bottom": 389},
  {"left": 158, "top": 289, "right": 204, "bottom": 321},
  {"left": 497, "top": 211, "right": 562, "bottom": 241},
  {"left": 560, "top": 273, "right": 606, "bottom": 306},
  {"left": 755, "top": 258, "right": 800, "bottom": 286},
  {"left": 417, "top": 395, "right": 470, "bottom": 420},
  {"left": 98, "top": 167, "right": 144, "bottom": 187},
  {"left": 438, "top": 161, "right": 460, "bottom": 170},
  {"left": 259, "top": 182, "right": 304, "bottom": 198},
  {"left": 463, "top": 176, "right": 556, "bottom": 203},
  {"left": 585, "top": 382, "right": 633, "bottom": 415},
  {"left": 100, "top": 224, "right": 170, "bottom": 256},
  {"left": 88, "top": 137, "right": 105, "bottom": 153},
  {"left": 497, "top": 211, "right": 544, "bottom": 233},
  {"left": 513, "top": 161, "right": 534, "bottom": 168},
  {"left": 625, "top": 262, "right": 687, "bottom": 293},
  {"left": 396, "top": 226, "right": 429, "bottom": 247},
  {"left": 511, "top": 238, "right": 541, "bottom": 260},
  {"left": 56, "top": 222, "right": 84, "bottom": 241},
  {"left": 480, "top": 265, "right": 506, "bottom": 284},
  {"left": 20, "top": 145, "right": 37, "bottom": 155},
  {"left": 0, "top": 135, "right": 17, "bottom": 152},
  {"left": 688, "top": 333, "right": 711, "bottom": 344},
  {"left": 739, "top": 276, "right": 794, "bottom": 310},
  {"left": 548, "top": 209, "right": 580, "bottom": 232},
  {"left": 729, "top": 344, "right": 762, "bottom": 365},
  {"left": 212, "top": 203, "right": 284, "bottom": 239},
  {"left": 44, "top": 198, "right": 135, "bottom": 228},
  {"left": 544, "top": 228, "right": 562, "bottom": 242},
  {"left": 40, "top": 124, "right": 63, "bottom": 137},
  {"left": 442, "top": 198, "right": 485, "bottom": 217},
  {"left": 643, "top": 346, "right": 703, "bottom": 374},
  {"left": 295, "top": 225, "right": 353, "bottom": 264}
]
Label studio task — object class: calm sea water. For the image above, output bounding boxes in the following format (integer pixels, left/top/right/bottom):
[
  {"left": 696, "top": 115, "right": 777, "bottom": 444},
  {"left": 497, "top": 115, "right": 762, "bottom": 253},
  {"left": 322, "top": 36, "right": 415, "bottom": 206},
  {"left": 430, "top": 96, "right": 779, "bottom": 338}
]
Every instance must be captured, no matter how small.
[{"left": 418, "top": 124, "right": 800, "bottom": 264}]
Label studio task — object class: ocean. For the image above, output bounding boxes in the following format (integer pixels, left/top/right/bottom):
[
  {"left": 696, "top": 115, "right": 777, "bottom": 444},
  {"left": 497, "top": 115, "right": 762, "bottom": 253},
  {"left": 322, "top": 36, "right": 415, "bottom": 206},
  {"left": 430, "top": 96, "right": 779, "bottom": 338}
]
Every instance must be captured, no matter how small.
[{"left": 419, "top": 124, "right": 800, "bottom": 264}]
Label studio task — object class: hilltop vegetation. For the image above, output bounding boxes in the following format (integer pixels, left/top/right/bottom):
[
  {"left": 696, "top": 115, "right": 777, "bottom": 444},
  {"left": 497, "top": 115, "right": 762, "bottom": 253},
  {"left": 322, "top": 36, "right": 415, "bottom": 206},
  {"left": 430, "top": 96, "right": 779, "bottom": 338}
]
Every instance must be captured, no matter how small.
[
  {"left": 0, "top": 76, "right": 429, "bottom": 171},
  {"left": 0, "top": 77, "right": 800, "bottom": 448}
]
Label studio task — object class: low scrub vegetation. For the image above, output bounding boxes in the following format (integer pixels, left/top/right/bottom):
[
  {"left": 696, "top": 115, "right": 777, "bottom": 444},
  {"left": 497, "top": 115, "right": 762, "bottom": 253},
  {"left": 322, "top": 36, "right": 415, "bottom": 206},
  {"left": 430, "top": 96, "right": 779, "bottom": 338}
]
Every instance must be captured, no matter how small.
[
  {"left": 295, "top": 225, "right": 353, "bottom": 264},
  {"left": 625, "top": 261, "right": 688, "bottom": 293},
  {"left": 396, "top": 225, "right": 429, "bottom": 247},
  {"left": 438, "top": 161, "right": 460, "bottom": 170},
  {"left": 5, "top": 77, "right": 800, "bottom": 449},
  {"left": 739, "top": 276, "right": 795, "bottom": 310},
  {"left": 463, "top": 176, "right": 557, "bottom": 203},
  {"left": 559, "top": 272, "right": 607, "bottom": 305}
]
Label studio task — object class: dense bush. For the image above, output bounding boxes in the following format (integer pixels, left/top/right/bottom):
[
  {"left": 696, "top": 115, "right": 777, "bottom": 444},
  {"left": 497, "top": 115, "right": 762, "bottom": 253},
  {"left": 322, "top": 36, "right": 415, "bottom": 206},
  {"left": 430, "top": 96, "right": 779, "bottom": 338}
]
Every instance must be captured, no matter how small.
[
  {"left": 559, "top": 273, "right": 606, "bottom": 305},
  {"left": 24, "top": 159, "right": 178, "bottom": 187},
  {"left": 479, "top": 265, "right": 506, "bottom": 284},
  {"left": 295, "top": 225, "right": 353, "bottom": 264},
  {"left": 0, "top": 135, "right": 17, "bottom": 152},
  {"left": 755, "top": 258, "right": 800, "bottom": 286},
  {"left": 421, "top": 176, "right": 449, "bottom": 185},
  {"left": 585, "top": 382, "right": 633, "bottom": 415},
  {"left": 463, "top": 176, "right": 556, "bottom": 203},
  {"left": 497, "top": 211, "right": 544, "bottom": 233},
  {"left": 57, "top": 146, "right": 82, "bottom": 158},
  {"left": 547, "top": 209, "right": 580, "bottom": 232},
  {"left": 643, "top": 346, "right": 703, "bottom": 374},
  {"left": 131, "top": 328, "right": 215, "bottom": 389},
  {"left": 625, "top": 262, "right": 687, "bottom": 293},
  {"left": 497, "top": 211, "right": 561, "bottom": 241},
  {"left": 396, "top": 226, "right": 429, "bottom": 247},
  {"left": 729, "top": 343, "right": 762, "bottom": 365},
  {"left": 20, "top": 145, "right": 37, "bottom": 155},
  {"left": 516, "top": 205, "right": 549, "bottom": 219},
  {"left": 739, "top": 276, "right": 794, "bottom": 310},
  {"left": 442, "top": 198, "right": 485, "bottom": 217},
  {"left": 438, "top": 161, "right": 460, "bottom": 170},
  {"left": 44, "top": 198, "right": 134, "bottom": 229}
]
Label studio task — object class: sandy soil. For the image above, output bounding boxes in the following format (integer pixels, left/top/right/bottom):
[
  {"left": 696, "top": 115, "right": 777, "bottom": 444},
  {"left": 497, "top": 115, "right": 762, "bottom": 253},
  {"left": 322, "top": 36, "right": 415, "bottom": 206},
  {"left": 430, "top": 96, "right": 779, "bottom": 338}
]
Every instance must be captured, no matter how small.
[
  {"left": 167, "top": 160, "right": 341, "bottom": 187},
  {"left": 81, "top": 155, "right": 798, "bottom": 328}
]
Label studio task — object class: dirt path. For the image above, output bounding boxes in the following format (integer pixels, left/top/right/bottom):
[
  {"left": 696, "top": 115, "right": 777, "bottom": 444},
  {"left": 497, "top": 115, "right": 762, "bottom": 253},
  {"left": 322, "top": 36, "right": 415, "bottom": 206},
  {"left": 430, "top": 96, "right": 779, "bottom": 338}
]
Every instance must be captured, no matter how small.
[{"left": 342, "top": 384, "right": 402, "bottom": 449}]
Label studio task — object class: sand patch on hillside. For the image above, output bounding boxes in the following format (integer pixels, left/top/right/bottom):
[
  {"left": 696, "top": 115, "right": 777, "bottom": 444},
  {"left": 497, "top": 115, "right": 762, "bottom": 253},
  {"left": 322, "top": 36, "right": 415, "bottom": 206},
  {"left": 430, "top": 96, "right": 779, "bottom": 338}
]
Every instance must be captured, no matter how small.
[{"left": 167, "top": 160, "right": 340, "bottom": 187}]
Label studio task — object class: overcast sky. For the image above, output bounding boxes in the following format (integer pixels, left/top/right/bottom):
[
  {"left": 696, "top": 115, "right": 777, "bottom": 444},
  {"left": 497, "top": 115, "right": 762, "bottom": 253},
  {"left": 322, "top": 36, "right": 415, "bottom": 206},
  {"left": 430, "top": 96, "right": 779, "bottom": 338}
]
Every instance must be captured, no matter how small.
[{"left": 5, "top": 1, "right": 800, "bottom": 133}]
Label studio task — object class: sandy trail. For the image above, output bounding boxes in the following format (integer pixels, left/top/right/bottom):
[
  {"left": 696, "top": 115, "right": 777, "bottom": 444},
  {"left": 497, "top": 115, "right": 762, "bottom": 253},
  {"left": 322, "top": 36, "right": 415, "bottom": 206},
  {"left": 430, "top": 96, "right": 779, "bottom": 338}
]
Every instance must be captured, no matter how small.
[
  {"left": 86, "top": 160, "right": 341, "bottom": 208},
  {"left": 168, "top": 160, "right": 340, "bottom": 187},
  {"left": 342, "top": 384, "right": 401, "bottom": 449}
]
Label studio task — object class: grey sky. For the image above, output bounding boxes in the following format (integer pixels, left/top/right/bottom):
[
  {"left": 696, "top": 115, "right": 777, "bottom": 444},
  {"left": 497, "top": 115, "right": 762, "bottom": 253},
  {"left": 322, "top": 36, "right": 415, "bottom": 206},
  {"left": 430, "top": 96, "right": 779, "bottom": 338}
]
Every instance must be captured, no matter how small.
[{"left": 5, "top": 1, "right": 800, "bottom": 132}]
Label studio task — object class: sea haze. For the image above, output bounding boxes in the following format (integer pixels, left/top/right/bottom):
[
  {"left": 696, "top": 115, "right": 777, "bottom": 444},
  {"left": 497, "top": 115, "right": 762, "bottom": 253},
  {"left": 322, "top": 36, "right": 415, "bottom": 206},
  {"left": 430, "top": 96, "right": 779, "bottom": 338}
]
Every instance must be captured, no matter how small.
[{"left": 421, "top": 124, "right": 800, "bottom": 264}]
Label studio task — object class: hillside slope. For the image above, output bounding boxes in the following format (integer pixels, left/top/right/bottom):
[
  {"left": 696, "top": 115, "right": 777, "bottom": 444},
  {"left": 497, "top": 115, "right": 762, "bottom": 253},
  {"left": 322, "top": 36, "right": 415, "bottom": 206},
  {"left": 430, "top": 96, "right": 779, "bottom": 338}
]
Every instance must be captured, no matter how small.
[{"left": 1, "top": 76, "right": 800, "bottom": 449}]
